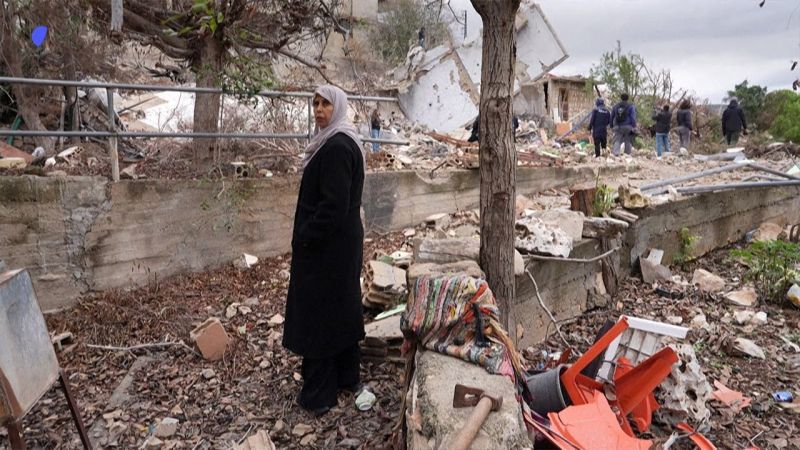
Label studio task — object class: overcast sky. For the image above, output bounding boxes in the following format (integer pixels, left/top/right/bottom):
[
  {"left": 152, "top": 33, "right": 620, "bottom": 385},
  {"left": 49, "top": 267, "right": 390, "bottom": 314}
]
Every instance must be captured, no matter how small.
[{"left": 536, "top": 0, "right": 800, "bottom": 102}]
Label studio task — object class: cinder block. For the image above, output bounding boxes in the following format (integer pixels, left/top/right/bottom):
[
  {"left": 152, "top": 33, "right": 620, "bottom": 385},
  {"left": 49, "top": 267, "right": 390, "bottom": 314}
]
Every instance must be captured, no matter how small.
[
  {"left": 0, "top": 269, "right": 60, "bottom": 421},
  {"left": 190, "top": 318, "right": 230, "bottom": 361}
]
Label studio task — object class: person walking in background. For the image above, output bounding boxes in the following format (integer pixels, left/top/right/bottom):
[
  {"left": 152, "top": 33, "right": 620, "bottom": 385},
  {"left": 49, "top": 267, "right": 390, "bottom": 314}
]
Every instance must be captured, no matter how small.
[
  {"left": 370, "top": 109, "right": 381, "bottom": 152},
  {"left": 676, "top": 100, "right": 693, "bottom": 151},
  {"left": 587, "top": 98, "right": 612, "bottom": 157},
  {"left": 418, "top": 27, "right": 426, "bottom": 48},
  {"left": 610, "top": 93, "right": 637, "bottom": 156},
  {"left": 284, "top": 85, "right": 366, "bottom": 417},
  {"left": 722, "top": 97, "right": 747, "bottom": 146},
  {"left": 652, "top": 104, "right": 672, "bottom": 160}
]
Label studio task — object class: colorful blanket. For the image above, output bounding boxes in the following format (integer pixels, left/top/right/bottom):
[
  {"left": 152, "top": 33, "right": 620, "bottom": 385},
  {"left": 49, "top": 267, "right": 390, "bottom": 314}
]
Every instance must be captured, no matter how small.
[{"left": 401, "top": 274, "right": 523, "bottom": 380}]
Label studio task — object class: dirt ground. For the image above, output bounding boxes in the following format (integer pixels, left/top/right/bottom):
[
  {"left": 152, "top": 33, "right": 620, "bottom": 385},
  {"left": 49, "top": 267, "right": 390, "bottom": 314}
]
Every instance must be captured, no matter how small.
[{"left": 0, "top": 232, "right": 407, "bottom": 450}]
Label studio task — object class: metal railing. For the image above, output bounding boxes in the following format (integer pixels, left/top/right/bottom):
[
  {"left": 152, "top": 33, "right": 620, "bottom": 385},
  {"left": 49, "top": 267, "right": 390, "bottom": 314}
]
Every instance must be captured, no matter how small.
[{"left": 0, "top": 76, "right": 408, "bottom": 180}]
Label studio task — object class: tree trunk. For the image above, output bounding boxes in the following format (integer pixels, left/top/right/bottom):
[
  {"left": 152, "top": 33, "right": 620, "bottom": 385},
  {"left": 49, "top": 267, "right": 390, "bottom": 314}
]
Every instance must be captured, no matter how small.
[
  {"left": 192, "top": 34, "right": 224, "bottom": 164},
  {"left": 471, "top": 0, "right": 520, "bottom": 338},
  {"left": 64, "top": 59, "right": 81, "bottom": 145},
  {"left": 0, "top": 2, "right": 55, "bottom": 151}
]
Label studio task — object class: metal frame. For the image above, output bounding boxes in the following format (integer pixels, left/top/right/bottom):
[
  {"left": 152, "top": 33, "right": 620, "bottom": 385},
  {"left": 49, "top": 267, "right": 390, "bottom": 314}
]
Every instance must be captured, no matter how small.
[{"left": 0, "top": 77, "right": 409, "bottom": 181}]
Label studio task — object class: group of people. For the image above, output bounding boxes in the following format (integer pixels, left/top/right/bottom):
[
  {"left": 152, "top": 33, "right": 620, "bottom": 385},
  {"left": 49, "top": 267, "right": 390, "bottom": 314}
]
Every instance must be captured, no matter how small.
[{"left": 588, "top": 94, "right": 748, "bottom": 159}]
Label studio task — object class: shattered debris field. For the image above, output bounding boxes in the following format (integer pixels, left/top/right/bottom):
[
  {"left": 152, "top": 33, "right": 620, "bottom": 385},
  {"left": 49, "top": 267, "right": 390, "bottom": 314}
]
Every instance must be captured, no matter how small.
[
  {"left": 4, "top": 233, "right": 406, "bottom": 449},
  {"left": 550, "top": 246, "right": 800, "bottom": 449}
]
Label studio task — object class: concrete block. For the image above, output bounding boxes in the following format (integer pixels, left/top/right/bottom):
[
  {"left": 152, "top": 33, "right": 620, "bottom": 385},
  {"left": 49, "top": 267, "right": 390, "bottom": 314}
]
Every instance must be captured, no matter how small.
[
  {"left": 524, "top": 209, "right": 584, "bottom": 242},
  {"left": 190, "top": 318, "right": 230, "bottom": 361},
  {"left": 407, "top": 260, "right": 484, "bottom": 288},
  {"left": 0, "top": 269, "right": 60, "bottom": 421},
  {"left": 725, "top": 287, "right": 758, "bottom": 307},
  {"left": 414, "top": 237, "right": 480, "bottom": 265},
  {"left": 406, "top": 351, "right": 531, "bottom": 450},
  {"left": 515, "top": 216, "right": 572, "bottom": 257},
  {"left": 655, "top": 344, "right": 712, "bottom": 426}
]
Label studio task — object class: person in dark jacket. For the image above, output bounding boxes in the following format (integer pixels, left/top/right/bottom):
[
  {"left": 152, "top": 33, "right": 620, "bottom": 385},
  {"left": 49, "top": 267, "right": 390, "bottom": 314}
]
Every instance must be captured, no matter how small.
[
  {"left": 587, "top": 98, "right": 612, "bottom": 157},
  {"left": 652, "top": 104, "right": 672, "bottom": 159},
  {"left": 676, "top": 100, "right": 693, "bottom": 151},
  {"left": 283, "top": 85, "right": 366, "bottom": 416},
  {"left": 370, "top": 109, "right": 381, "bottom": 152},
  {"left": 721, "top": 97, "right": 747, "bottom": 146},
  {"left": 610, "top": 93, "right": 637, "bottom": 156},
  {"left": 467, "top": 114, "right": 520, "bottom": 143}
]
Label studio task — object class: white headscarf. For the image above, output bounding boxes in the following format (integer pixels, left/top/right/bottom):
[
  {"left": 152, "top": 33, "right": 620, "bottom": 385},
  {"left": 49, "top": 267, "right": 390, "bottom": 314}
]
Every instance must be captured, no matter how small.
[{"left": 302, "top": 85, "right": 365, "bottom": 169}]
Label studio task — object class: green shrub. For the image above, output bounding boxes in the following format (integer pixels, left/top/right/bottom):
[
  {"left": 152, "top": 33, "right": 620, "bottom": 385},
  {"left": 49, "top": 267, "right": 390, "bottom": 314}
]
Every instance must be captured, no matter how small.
[
  {"left": 756, "top": 90, "right": 797, "bottom": 131},
  {"left": 730, "top": 240, "right": 800, "bottom": 304},
  {"left": 673, "top": 227, "right": 700, "bottom": 266},
  {"left": 593, "top": 183, "right": 615, "bottom": 217},
  {"left": 770, "top": 94, "right": 800, "bottom": 143}
]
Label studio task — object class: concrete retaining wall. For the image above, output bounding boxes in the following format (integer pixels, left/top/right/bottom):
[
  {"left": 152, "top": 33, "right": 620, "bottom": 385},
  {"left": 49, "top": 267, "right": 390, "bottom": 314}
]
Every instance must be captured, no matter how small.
[
  {"left": 1, "top": 166, "right": 614, "bottom": 310},
  {"left": 514, "top": 185, "right": 800, "bottom": 348}
]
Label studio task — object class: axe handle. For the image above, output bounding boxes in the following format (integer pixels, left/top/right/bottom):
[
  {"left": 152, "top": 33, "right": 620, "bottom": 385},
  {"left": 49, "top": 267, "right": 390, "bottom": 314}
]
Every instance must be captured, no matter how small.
[{"left": 450, "top": 396, "right": 495, "bottom": 450}]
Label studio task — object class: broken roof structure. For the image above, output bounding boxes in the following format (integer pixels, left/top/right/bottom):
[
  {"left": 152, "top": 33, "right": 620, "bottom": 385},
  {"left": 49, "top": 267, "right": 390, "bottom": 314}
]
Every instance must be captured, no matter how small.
[{"left": 395, "top": 0, "right": 568, "bottom": 132}]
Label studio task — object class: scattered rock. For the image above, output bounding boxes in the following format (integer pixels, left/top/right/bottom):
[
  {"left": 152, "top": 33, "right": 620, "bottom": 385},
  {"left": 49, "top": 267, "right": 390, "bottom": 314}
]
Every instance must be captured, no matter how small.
[
  {"left": 691, "top": 269, "right": 726, "bottom": 293},
  {"left": 234, "top": 253, "right": 259, "bottom": 270},
  {"left": 403, "top": 228, "right": 416, "bottom": 238},
  {"left": 751, "top": 311, "right": 768, "bottom": 325},
  {"left": 725, "top": 287, "right": 758, "bottom": 307},
  {"left": 120, "top": 164, "right": 138, "bottom": 180},
  {"left": 142, "top": 436, "right": 164, "bottom": 448},
  {"left": 752, "top": 222, "right": 786, "bottom": 242},
  {"left": 666, "top": 316, "right": 683, "bottom": 325},
  {"left": 618, "top": 184, "right": 650, "bottom": 209},
  {"left": 515, "top": 216, "right": 572, "bottom": 258},
  {"left": 268, "top": 313, "right": 285, "bottom": 326},
  {"left": 690, "top": 314, "right": 708, "bottom": 330},
  {"left": 732, "top": 337, "right": 766, "bottom": 359},
  {"left": 515, "top": 195, "right": 538, "bottom": 217},
  {"left": 338, "top": 437, "right": 361, "bottom": 448},
  {"left": 0, "top": 157, "right": 26, "bottom": 169},
  {"left": 201, "top": 368, "right": 216, "bottom": 380},
  {"left": 154, "top": 417, "right": 179, "bottom": 438},
  {"left": 733, "top": 310, "right": 755, "bottom": 325}
]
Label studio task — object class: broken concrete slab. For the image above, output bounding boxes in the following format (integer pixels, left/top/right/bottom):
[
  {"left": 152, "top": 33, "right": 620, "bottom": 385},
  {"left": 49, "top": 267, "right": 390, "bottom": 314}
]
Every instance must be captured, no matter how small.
[
  {"left": 524, "top": 209, "right": 585, "bottom": 242},
  {"left": 0, "top": 157, "right": 26, "bottom": 169},
  {"left": 725, "top": 287, "right": 758, "bottom": 307},
  {"left": 424, "top": 213, "right": 451, "bottom": 230},
  {"left": 234, "top": 253, "right": 258, "bottom": 270},
  {"left": 406, "top": 351, "right": 530, "bottom": 450},
  {"left": 732, "top": 337, "right": 766, "bottom": 359},
  {"left": 414, "top": 237, "right": 480, "bottom": 265},
  {"left": 655, "top": 344, "right": 712, "bottom": 425},
  {"left": 515, "top": 195, "right": 538, "bottom": 218},
  {"left": 582, "top": 217, "right": 629, "bottom": 239},
  {"left": 189, "top": 318, "right": 230, "bottom": 361},
  {"left": 640, "top": 258, "right": 672, "bottom": 284},
  {"left": 515, "top": 216, "right": 572, "bottom": 258},
  {"left": 691, "top": 269, "right": 726, "bottom": 293},
  {"left": 407, "top": 260, "right": 484, "bottom": 288}
]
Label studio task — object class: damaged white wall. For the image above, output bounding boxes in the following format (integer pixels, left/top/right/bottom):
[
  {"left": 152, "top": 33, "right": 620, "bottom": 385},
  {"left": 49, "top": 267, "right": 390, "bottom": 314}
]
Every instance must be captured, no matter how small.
[{"left": 396, "top": 0, "right": 568, "bottom": 132}]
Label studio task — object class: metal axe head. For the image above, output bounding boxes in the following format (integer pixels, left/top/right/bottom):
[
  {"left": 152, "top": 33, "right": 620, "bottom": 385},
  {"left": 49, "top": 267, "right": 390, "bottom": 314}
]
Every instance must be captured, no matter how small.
[{"left": 452, "top": 384, "right": 503, "bottom": 411}]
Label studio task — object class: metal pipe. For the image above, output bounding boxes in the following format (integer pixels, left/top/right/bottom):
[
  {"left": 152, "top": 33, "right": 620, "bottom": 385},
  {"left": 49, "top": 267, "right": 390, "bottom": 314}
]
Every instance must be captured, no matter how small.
[
  {"left": 0, "top": 130, "right": 410, "bottom": 145},
  {"left": 640, "top": 162, "right": 745, "bottom": 192},
  {"left": 0, "top": 76, "right": 399, "bottom": 102},
  {"left": 105, "top": 88, "right": 120, "bottom": 182},
  {"left": 676, "top": 180, "right": 800, "bottom": 194},
  {"left": 745, "top": 162, "right": 800, "bottom": 181}
]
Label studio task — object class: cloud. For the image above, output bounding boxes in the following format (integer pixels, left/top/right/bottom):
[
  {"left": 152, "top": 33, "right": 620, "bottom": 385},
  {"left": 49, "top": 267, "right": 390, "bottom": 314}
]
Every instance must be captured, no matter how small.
[{"left": 538, "top": 0, "right": 800, "bottom": 101}]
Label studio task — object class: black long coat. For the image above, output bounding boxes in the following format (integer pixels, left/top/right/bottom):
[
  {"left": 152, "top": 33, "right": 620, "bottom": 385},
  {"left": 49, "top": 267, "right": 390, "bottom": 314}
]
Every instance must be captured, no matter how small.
[{"left": 283, "top": 133, "right": 365, "bottom": 359}]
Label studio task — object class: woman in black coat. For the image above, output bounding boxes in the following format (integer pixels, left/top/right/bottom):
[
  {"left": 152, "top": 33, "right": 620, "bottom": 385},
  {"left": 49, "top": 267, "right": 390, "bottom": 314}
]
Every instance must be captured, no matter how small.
[{"left": 282, "top": 85, "right": 366, "bottom": 416}]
